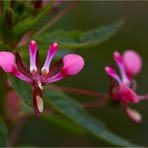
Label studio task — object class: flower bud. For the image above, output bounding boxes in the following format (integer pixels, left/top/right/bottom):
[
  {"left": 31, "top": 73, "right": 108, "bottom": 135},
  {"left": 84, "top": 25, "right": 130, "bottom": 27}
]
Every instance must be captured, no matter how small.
[
  {"left": 126, "top": 108, "right": 142, "bottom": 123},
  {"left": 62, "top": 54, "right": 84, "bottom": 76},
  {"left": 0, "top": 51, "right": 16, "bottom": 73},
  {"left": 123, "top": 50, "right": 142, "bottom": 75}
]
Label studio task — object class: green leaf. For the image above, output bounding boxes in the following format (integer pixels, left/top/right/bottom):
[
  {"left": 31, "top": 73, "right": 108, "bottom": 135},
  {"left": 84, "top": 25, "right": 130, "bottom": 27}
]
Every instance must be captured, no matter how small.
[
  {"left": 35, "top": 19, "right": 124, "bottom": 49},
  {"left": 0, "top": 118, "right": 8, "bottom": 146},
  {"left": 44, "top": 88, "right": 140, "bottom": 147},
  {"left": 9, "top": 75, "right": 141, "bottom": 146},
  {"left": 9, "top": 75, "right": 33, "bottom": 107},
  {"left": 3, "top": 0, "right": 11, "bottom": 10},
  {"left": 0, "top": 42, "right": 9, "bottom": 49},
  {"left": 13, "top": 2, "right": 54, "bottom": 35},
  {"left": 42, "top": 114, "right": 85, "bottom": 135}
]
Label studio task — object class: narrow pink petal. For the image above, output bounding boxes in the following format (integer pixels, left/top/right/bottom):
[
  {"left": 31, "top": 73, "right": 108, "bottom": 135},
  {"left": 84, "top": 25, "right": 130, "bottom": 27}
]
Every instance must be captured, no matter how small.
[
  {"left": 119, "top": 83, "right": 139, "bottom": 103},
  {"left": 45, "top": 54, "right": 84, "bottom": 84},
  {"left": 14, "top": 71, "right": 32, "bottom": 84},
  {"left": 114, "top": 51, "right": 130, "bottom": 85},
  {"left": 41, "top": 43, "right": 58, "bottom": 74},
  {"left": 125, "top": 107, "right": 142, "bottom": 124},
  {"left": 105, "top": 66, "right": 121, "bottom": 83},
  {"left": 0, "top": 51, "right": 16, "bottom": 73},
  {"left": 61, "top": 54, "right": 84, "bottom": 76},
  {"left": 45, "top": 72, "right": 65, "bottom": 83},
  {"left": 123, "top": 50, "right": 142, "bottom": 75},
  {"left": 139, "top": 94, "right": 148, "bottom": 100},
  {"left": 29, "top": 40, "right": 38, "bottom": 74}
]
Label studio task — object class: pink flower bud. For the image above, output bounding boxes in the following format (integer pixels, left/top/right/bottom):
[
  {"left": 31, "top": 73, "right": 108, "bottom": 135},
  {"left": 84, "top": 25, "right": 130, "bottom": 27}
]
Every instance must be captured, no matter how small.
[
  {"left": 62, "top": 54, "right": 84, "bottom": 76},
  {"left": 126, "top": 107, "right": 142, "bottom": 123},
  {"left": 123, "top": 50, "right": 142, "bottom": 75},
  {"left": 0, "top": 51, "right": 16, "bottom": 73}
]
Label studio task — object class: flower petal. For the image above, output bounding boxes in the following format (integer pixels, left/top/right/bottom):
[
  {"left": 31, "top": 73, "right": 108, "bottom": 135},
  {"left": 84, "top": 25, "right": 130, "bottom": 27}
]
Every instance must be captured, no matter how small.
[
  {"left": 14, "top": 71, "right": 33, "bottom": 84},
  {"left": 29, "top": 40, "right": 38, "bottom": 74},
  {"left": 15, "top": 53, "right": 32, "bottom": 79},
  {"left": 125, "top": 107, "right": 142, "bottom": 124},
  {"left": 0, "top": 52, "right": 32, "bottom": 83},
  {"left": 105, "top": 66, "right": 121, "bottom": 83},
  {"left": 41, "top": 43, "right": 58, "bottom": 74},
  {"left": 62, "top": 54, "right": 84, "bottom": 76},
  {"left": 123, "top": 50, "right": 142, "bottom": 75},
  {"left": 45, "top": 54, "right": 84, "bottom": 84},
  {"left": 44, "top": 72, "right": 65, "bottom": 83},
  {"left": 0, "top": 51, "right": 16, "bottom": 73},
  {"left": 114, "top": 51, "right": 130, "bottom": 85},
  {"left": 119, "top": 83, "right": 139, "bottom": 103}
]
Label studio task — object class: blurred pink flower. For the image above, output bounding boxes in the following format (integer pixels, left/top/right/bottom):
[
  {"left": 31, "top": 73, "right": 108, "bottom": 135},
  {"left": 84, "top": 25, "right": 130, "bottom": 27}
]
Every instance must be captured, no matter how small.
[
  {"left": 105, "top": 50, "right": 143, "bottom": 123},
  {"left": 0, "top": 40, "right": 84, "bottom": 116},
  {"left": 6, "top": 91, "right": 21, "bottom": 120}
]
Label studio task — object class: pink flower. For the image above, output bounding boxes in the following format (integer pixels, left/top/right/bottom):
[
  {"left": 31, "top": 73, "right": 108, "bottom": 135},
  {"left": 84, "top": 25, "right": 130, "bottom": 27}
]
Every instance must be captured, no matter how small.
[
  {"left": 0, "top": 40, "right": 84, "bottom": 116},
  {"left": 105, "top": 50, "right": 143, "bottom": 123},
  {"left": 6, "top": 91, "right": 21, "bottom": 121}
]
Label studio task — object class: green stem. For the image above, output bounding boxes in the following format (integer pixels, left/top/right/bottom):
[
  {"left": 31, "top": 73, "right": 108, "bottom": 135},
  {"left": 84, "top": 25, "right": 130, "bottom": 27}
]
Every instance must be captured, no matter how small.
[
  {"left": 35, "top": 0, "right": 80, "bottom": 36},
  {"left": 0, "top": 70, "right": 7, "bottom": 118}
]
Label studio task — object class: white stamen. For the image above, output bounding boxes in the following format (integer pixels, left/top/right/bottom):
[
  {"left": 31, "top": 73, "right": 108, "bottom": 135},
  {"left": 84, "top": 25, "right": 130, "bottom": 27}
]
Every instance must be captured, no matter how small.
[
  {"left": 30, "top": 67, "right": 37, "bottom": 74},
  {"left": 41, "top": 68, "right": 49, "bottom": 75}
]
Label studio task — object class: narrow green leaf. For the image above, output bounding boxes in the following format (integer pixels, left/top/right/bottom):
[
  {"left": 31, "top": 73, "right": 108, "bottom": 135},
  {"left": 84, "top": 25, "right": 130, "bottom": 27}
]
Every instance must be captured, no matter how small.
[
  {"left": 35, "top": 19, "right": 124, "bottom": 49},
  {"left": 9, "top": 75, "right": 141, "bottom": 146},
  {"left": 4, "top": 8, "right": 14, "bottom": 27},
  {"left": 0, "top": 42, "right": 9, "bottom": 49},
  {"left": 13, "top": 2, "right": 54, "bottom": 35},
  {"left": 42, "top": 114, "right": 85, "bottom": 135},
  {"left": 3, "top": 0, "right": 11, "bottom": 10},
  {"left": 44, "top": 88, "right": 140, "bottom": 147},
  {"left": 0, "top": 118, "right": 8, "bottom": 147}
]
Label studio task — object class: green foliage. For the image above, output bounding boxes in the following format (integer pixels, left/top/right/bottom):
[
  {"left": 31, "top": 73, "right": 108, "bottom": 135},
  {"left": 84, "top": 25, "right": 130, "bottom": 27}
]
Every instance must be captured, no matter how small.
[
  {"left": 35, "top": 19, "right": 124, "bottom": 49},
  {"left": 9, "top": 75, "right": 33, "bottom": 107},
  {"left": 0, "top": 1, "right": 140, "bottom": 146},
  {"left": 13, "top": 3, "right": 54, "bottom": 36},
  {"left": 9, "top": 75, "right": 140, "bottom": 146},
  {"left": 42, "top": 114, "right": 86, "bottom": 135},
  {"left": 44, "top": 88, "right": 140, "bottom": 147}
]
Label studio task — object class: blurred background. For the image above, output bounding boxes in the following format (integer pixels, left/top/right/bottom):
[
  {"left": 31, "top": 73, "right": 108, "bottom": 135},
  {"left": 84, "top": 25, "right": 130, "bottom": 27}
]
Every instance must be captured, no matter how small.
[{"left": 16, "top": 1, "right": 148, "bottom": 146}]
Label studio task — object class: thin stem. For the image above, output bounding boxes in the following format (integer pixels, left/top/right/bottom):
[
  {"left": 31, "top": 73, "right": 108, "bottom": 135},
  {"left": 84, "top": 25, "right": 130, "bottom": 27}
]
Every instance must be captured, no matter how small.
[
  {"left": 8, "top": 118, "right": 26, "bottom": 147},
  {"left": 82, "top": 98, "right": 109, "bottom": 109},
  {"left": 139, "top": 94, "right": 148, "bottom": 100},
  {"left": 35, "top": 0, "right": 80, "bottom": 36},
  {"left": 49, "top": 85, "right": 109, "bottom": 98}
]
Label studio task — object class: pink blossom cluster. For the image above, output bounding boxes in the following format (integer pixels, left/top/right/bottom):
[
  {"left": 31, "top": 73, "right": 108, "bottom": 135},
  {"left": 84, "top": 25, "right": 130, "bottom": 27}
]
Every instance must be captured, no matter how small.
[
  {"left": 0, "top": 40, "right": 84, "bottom": 116},
  {"left": 105, "top": 50, "right": 144, "bottom": 123},
  {"left": 0, "top": 40, "right": 147, "bottom": 123}
]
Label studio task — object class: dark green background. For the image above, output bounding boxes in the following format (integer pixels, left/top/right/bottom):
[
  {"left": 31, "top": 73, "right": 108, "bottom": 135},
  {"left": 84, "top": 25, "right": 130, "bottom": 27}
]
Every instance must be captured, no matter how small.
[{"left": 17, "top": 1, "right": 148, "bottom": 146}]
